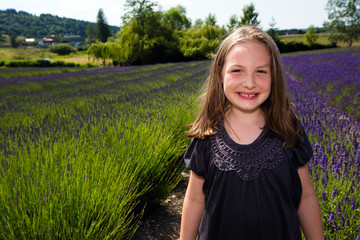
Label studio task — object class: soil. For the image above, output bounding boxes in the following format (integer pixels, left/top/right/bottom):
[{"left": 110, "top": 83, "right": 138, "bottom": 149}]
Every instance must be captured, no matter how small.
[{"left": 132, "top": 171, "right": 189, "bottom": 240}]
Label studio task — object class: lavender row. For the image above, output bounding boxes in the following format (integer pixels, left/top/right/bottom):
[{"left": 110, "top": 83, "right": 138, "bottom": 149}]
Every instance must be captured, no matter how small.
[
  {"left": 0, "top": 66, "right": 134, "bottom": 84},
  {"left": 283, "top": 50, "right": 360, "bottom": 120},
  {"left": 283, "top": 50, "right": 360, "bottom": 239}
]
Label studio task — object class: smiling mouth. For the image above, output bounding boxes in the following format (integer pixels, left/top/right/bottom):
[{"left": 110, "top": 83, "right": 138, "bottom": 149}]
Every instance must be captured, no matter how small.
[
  {"left": 240, "top": 93, "right": 257, "bottom": 97},
  {"left": 238, "top": 92, "right": 258, "bottom": 98}
]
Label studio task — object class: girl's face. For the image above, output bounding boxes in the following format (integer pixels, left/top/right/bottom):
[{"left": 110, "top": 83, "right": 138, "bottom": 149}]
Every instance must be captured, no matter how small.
[{"left": 222, "top": 41, "right": 271, "bottom": 115}]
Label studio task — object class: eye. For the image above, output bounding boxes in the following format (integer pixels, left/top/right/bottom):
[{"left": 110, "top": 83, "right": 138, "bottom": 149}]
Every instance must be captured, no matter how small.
[
  {"left": 232, "top": 69, "right": 242, "bottom": 73},
  {"left": 257, "top": 70, "right": 268, "bottom": 74}
]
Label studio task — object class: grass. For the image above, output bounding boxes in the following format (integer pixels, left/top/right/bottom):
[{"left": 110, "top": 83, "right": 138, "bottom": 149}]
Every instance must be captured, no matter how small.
[
  {"left": 279, "top": 33, "right": 360, "bottom": 47},
  {"left": 282, "top": 46, "right": 360, "bottom": 57},
  {"left": 0, "top": 47, "right": 102, "bottom": 66}
]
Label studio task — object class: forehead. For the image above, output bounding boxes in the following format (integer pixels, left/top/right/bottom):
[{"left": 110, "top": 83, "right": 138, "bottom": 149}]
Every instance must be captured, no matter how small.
[{"left": 225, "top": 41, "right": 270, "bottom": 61}]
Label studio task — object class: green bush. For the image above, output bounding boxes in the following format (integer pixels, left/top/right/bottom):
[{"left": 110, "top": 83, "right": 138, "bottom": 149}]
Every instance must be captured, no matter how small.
[
  {"left": 276, "top": 40, "right": 334, "bottom": 53},
  {"left": 4, "top": 59, "right": 80, "bottom": 67},
  {"left": 48, "top": 43, "right": 76, "bottom": 55}
]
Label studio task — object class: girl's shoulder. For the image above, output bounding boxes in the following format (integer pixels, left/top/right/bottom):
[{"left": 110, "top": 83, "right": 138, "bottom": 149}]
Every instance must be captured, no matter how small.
[
  {"left": 284, "top": 124, "right": 313, "bottom": 167},
  {"left": 184, "top": 136, "right": 212, "bottom": 177}
]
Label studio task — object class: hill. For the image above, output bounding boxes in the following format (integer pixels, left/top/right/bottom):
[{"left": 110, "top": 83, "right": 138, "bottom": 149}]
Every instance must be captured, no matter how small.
[{"left": 0, "top": 9, "right": 120, "bottom": 38}]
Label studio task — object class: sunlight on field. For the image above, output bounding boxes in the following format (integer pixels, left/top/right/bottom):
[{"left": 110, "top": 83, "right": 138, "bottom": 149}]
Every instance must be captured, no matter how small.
[
  {"left": 279, "top": 33, "right": 360, "bottom": 47},
  {"left": 52, "top": 54, "right": 98, "bottom": 64},
  {"left": 0, "top": 47, "right": 57, "bottom": 60}
]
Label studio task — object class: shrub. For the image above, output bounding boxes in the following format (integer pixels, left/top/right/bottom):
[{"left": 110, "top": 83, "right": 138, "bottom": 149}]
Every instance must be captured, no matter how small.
[
  {"left": 48, "top": 43, "right": 76, "bottom": 55},
  {"left": 4, "top": 59, "right": 80, "bottom": 67}
]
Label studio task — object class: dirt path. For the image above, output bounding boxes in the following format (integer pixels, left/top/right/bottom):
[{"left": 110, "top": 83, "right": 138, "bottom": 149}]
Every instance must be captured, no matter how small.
[{"left": 132, "top": 171, "right": 189, "bottom": 240}]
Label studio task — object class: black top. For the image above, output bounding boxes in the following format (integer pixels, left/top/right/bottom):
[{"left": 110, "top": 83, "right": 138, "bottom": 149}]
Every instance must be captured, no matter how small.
[{"left": 184, "top": 122, "right": 313, "bottom": 240}]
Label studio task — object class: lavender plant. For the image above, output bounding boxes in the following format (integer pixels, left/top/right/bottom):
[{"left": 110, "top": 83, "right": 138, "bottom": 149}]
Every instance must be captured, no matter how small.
[
  {"left": 283, "top": 49, "right": 360, "bottom": 239},
  {"left": 0, "top": 61, "right": 210, "bottom": 239}
]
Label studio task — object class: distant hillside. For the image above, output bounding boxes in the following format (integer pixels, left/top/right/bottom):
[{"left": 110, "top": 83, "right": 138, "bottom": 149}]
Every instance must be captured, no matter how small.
[{"left": 0, "top": 9, "right": 120, "bottom": 38}]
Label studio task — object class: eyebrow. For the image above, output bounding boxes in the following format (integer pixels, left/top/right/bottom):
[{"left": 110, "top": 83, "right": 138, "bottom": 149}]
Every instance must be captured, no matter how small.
[{"left": 229, "top": 63, "right": 271, "bottom": 68}]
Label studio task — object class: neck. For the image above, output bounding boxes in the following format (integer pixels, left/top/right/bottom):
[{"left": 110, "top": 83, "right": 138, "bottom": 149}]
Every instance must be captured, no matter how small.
[
  {"left": 226, "top": 107, "right": 266, "bottom": 128},
  {"left": 224, "top": 107, "right": 266, "bottom": 144}
]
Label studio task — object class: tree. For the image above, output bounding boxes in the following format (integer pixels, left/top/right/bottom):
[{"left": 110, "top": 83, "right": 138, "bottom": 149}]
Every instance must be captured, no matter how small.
[
  {"left": 164, "top": 5, "right": 191, "bottom": 30},
  {"left": 325, "top": 0, "right": 360, "bottom": 46},
  {"left": 179, "top": 24, "right": 225, "bottom": 59},
  {"left": 193, "top": 19, "right": 204, "bottom": 29},
  {"left": 48, "top": 43, "right": 76, "bottom": 55},
  {"left": 205, "top": 13, "right": 217, "bottom": 26},
  {"left": 227, "top": 14, "right": 240, "bottom": 32},
  {"left": 305, "top": 25, "right": 319, "bottom": 46},
  {"left": 267, "top": 17, "right": 279, "bottom": 43},
  {"left": 9, "top": 31, "right": 17, "bottom": 48},
  {"left": 86, "top": 23, "right": 96, "bottom": 43},
  {"left": 96, "top": 8, "right": 111, "bottom": 42},
  {"left": 122, "top": 0, "right": 158, "bottom": 26},
  {"left": 87, "top": 42, "right": 112, "bottom": 67},
  {"left": 240, "top": 3, "right": 260, "bottom": 26}
]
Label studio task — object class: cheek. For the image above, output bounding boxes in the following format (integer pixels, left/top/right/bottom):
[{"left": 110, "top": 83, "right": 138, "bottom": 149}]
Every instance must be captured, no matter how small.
[{"left": 258, "top": 77, "right": 272, "bottom": 91}]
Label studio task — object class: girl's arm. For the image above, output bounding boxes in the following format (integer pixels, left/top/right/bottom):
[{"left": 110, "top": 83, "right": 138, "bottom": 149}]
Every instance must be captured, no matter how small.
[
  {"left": 297, "top": 164, "right": 324, "bottom": 240},
  {"left": 180, "top": 170, "right": 205, "bottom": 240}
]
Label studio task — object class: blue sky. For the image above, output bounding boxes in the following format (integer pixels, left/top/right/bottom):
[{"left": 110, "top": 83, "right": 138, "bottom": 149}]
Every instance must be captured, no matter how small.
[{"left": 1, "top": 0, "right": 329, "bottom": 30}]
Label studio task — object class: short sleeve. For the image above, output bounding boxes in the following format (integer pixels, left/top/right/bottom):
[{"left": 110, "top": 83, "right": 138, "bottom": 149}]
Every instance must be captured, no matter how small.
[
  {"left": 288, "top": 125, "right": 313, "bottom": 167},
  {"left": 183, "top": 138, "right": 209, "bottom": 177}
]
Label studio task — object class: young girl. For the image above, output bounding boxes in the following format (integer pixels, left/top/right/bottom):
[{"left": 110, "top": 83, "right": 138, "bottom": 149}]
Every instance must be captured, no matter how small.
[{"left": 180, "top": 26, "right": 324, "bottom": 240}]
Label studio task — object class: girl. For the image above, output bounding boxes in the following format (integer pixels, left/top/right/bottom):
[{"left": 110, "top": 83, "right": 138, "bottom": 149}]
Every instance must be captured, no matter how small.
[{"left": 180, "top": 26, "right": 324, "bottom": 240}]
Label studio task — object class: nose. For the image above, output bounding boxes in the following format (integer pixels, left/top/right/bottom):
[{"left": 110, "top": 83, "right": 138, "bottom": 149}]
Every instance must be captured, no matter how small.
[{"left": 242, "top": 73, "right": 256, "bottom": 89}]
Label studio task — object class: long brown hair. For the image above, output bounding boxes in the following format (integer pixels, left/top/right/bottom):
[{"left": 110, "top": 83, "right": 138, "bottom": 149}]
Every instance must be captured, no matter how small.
[{"left": 186, "top": 25, "right": 302, "bottom": 148}]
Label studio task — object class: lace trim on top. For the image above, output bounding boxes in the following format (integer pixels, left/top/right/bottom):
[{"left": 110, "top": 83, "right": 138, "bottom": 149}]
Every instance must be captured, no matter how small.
[{"left": 210, "top": 124, "right": 283, "bottom": 181}]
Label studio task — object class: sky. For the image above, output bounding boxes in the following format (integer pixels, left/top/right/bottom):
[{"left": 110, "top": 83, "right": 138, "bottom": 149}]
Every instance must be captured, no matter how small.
[{"left": 1, "top": 0, "right": 330, "bottom": 30}]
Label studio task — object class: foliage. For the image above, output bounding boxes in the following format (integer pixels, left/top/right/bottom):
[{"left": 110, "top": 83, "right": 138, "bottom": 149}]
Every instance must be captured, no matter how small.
[
  {"left": 1, "top": 59, "right": 81, "bottom": 68},
  {"left": 204, "top": 13, "right": 217, "bottom": 26},
  {"left": 267, "top": 17, "right": 280, "bottom": 43},
  {"left": 48, "top": 43, "right": 76, "bottom": 55},
  {"left": 87, "top": 42, "right": 112, "bottom": 67},
  {"left": 0, "top": 9, "right": 119, "bottom": 38},
  {"left": 96, "top": 9, "right": 111, "bottom": 43},
  {"left": 240, "top": 3, "right": 260, "bottom": 26},
  {"left": 305, "top": 25, "right": 319, "bottom": 46},
  {"left": 227, "top": 14, "right": 240, "bottom": 32},
  {"left": 9, "top": 32, "right": 17, "bottom": 48},
  {"left": 86, "top": 23, "right": 96, "bottom": 43},
  {"left": 324, "top": 0, "right": 360, "bottom": 47},
  {"left": 122, "top": 0, "right": 158, "bottom": 26},
  {"left": 164, "top": 5, "right": 192, "bottom": 30},
  {"left": 116, "top": 5, "right": 185, "bottom": 65},
  {"left": 179, "top": 24, "right": 225, "bottom": 59},
  {"left": 193, "top": 19, "right": 204, "bottom": 29},
  {"left": 225, "top": 3, "right": 260, "bottom": 31}
]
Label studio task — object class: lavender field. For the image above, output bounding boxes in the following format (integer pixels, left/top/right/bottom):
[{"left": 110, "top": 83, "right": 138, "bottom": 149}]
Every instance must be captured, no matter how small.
[
  {"left": 283, "top": 49, "right": 360, "bottom": 239},
  {"left": 0, "top": 48, "right": 359, "bottom": 239}
]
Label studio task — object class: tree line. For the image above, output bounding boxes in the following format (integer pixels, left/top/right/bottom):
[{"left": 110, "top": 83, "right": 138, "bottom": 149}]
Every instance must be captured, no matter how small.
[
  {"left": 1, "top": 0, "right": 359, "bottom": 66},
  {"left": 0, "top": 9, "right": 119, "bottom": 39},
  {"left": 88, "top": 1, "right": 268, "bottom": 66},
  {"left": 88, "top": 0, "right": 359, "bottom": 66}
]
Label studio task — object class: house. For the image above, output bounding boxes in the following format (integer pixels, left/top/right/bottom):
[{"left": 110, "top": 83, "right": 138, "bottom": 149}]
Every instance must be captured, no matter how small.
[
  {"left": 38, "top": 37, "right": 54, "bottom": 47},
  {"left": 62, "top": 35, "right": 85, "bottom": 46},
  {"left": 25, "top": 38, "right": 35, "bottom": 43}
]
